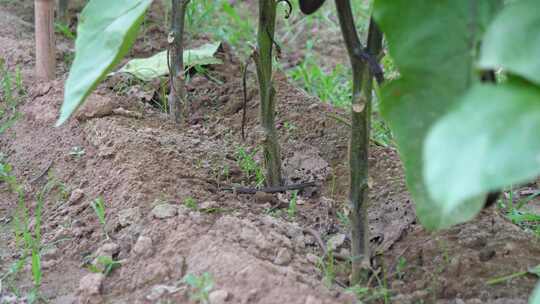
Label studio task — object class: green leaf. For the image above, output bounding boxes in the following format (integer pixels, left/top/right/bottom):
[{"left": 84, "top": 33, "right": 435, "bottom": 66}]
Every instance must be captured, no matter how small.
[
  {"left": 530, "top": 265, "right": 540, "bottom": 277},
  {"left": 479, "top": 0, "right": 540, "bottom": 85},
  {"left": 531, "top": 282, "right": 540, "bottom": 304},
  {"left": 31, "top": 249, "right": 42, "bottom": 286},
  {"left": 115, "top": 42, "right": 223, "bottom": 81},
  {"left": 57, "top": 0, "right": 153, "bottom": 126},
  {"left": 424, "top": 83, "right": 540, "bottom": 211},
  {"left": 374, "top": 0, "right": 502, "bottom": 229}
]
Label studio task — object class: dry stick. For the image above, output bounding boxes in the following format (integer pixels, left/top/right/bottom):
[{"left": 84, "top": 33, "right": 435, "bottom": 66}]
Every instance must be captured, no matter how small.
[
  {"left": 35, "top": 0, "right": 56, "bottom": 80},
  {"left": 254, "top": 0, "right": 283, "bottom": 187},
  {"left": 168, "top": 0, "right": 190, "bottom": 125},
  {"left": 241, "top": 59, "right": 252, "bottom": 140},
  {"left": 335, "top": 0, "right": 384, "bottom": 285}
]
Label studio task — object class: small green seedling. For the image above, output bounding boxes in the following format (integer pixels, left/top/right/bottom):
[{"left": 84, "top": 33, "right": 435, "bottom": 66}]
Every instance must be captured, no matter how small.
[
  {"left": 395, "top": 256, "right": 407, "bottom": 279},
  {"left": 87, "top": 256, "right": 122, "bottom": 276},
  {"left": 91, "top": 197, "right": 109, "bottom": 239},
  {"left": 235, "top": 146, "right": 265, "bottom": 187},
  {"left": 346, "top": 284, "right": 391, "bottom": 304},
  {"left": 288, "top": 190, "right": 298, "bottom": 218},
  {"left": 184, "top": 197, "right": 198, "bottom": 211},
  {"left": 183, "top": 272, "right": 214, "bottom": 303},
  {"left": 0, "top": 160, "right": 53, "bottom": 302},
  {"left": 317, "top": 251, "right": 335, "bottom": 288},
  {"left": 54, "top": 22, "right": 76, "bottom": 40}
]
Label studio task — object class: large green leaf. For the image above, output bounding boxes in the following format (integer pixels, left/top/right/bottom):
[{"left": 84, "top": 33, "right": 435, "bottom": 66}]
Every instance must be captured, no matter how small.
[
  {"left": 424, "top": 82, "right": 540, "bottom": 211},
  {"left": 115, "top": 42, "right": 223, "bottom": 81},
  {"left": 531, "top": 282, "right": 540, "bottom": 304},
  {"left": 56, "top": 0, "right": 153, "bottom": 126},
  {"left": 479, "top": 0, "right": 540, "bottom": 86},
  {"left": 374, "top": 0, "right": 502, "bottom": 229}
]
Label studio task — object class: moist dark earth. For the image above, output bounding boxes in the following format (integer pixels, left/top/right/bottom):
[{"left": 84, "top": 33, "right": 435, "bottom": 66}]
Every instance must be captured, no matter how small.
[{"left": 1, "top": 2, "right": 539, "bottom": 304}]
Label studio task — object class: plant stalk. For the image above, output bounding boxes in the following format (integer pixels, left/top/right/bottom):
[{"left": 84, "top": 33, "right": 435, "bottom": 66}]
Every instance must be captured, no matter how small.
[
  {"left": 254, "top": 0, "right": 282, "bottom": 187},
  {"left": 168, "top": 0, "right": 190, "bottom": 125},
  {"left": 335, "top": 0, "right": 383, "bottom": 284}
]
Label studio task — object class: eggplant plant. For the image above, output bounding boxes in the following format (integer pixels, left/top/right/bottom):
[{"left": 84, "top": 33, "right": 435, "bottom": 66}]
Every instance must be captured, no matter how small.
[
  {"left": 254, "top": 0, "right": 283, "bottom": 187},
  {"left": 300, "top": 0, "right": 384, "bottom": 284},
  {"left": 168, "top": 0, "right": 190, "bottom": 124}
]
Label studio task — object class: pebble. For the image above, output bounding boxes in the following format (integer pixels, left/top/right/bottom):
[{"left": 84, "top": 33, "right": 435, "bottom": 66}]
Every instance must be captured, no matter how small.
[
  {"left": 274, "top": 247, "right": 293, "bottom": 266},
  {"left": 327, "top": 234, "right": 346, "bottom": 251},
  {"left": 209, "top": 289, "right": 230, "bottom": 304},
  {"left": 254, "top": 192, "right": 276, "bottom": 205},
  {"left": 200, "top": 201, "right": 219, "bottom": 210},
  {"left": 478, "top": 248, "right": 496, "bottom": 262},
  {"left": 78, "top": 273, "right": 105, "bottom": 296},
  {"left": 151, "top": 203, "right": 178, "bottom": 219},
  {"left": 68, "top": 189, "right": 84, "bottom": 204},
  {"left": 118, "top": 207, "right": 141, "bottom": 227},
  {"left": 96, "top": 242, "right": 120, "bottom": 258},
  {"left": 306, "top": 253, "right": 319, "bottom": 265},
  {"left": 41, "top": 245, "right": 59, "bottom": 260},
  {"left": 305, "top": 295, "right": 323, "bottom": 304},
  {"left": 133, "top": 236, "right": 153, "bottom": 258},
  {"left": 146, "top": 284, "right": 180, "bottom": 301}
]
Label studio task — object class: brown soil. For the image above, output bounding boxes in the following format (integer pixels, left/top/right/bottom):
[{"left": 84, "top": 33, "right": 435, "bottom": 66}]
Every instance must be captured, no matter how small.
[{"left": 1, "top": 2, "right": 539, "bottom": 304}]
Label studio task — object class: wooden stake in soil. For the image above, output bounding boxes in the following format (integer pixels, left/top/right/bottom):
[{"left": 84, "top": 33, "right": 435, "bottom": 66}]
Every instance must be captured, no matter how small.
[
  {"left": 254, "top": 0, "right": 283, "bottom": 187},
  {"left": 168, "top": 0, "right": 190, "bottom": 125},
  {"left": 35, "top": 0, "right": 56, "bottom": 81},
  {"left": 335, "top": 0, "right": 383, "bottom": 284}
]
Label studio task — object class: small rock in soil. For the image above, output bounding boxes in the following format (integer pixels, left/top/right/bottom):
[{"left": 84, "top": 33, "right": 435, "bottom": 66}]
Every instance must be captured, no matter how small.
[
  {"left": 306, "top": 253, "right": 319, "bottom": 265},
  {"left": 75, "top": 94, "right": 114, "bottom": 121},
  {"left": 305, "top": 295, "right": 323, "bottom": 304},
  {"left": 95, "top": 242, "right": 120, "bottom": 258},
  {"left": 133, "top": 236, "right": 153, "bottom": 258},
  {"left": 338, "top": 248, "right": 350, "bottom": 258},
  {"left": 209, "top": 289, "right": 231, "bottom": 304},
  {"left": 118, "top": 207, "right": 142, "bottom": 227},
  {"left": 41, "top": 245, "right": 59, "bottom": 260},
  {"left": 78, "top": 273, "right": 105, "bottom": 296},
  {"left": 223, "top": 97, "right": 244, "bottom": 115},
  {"left": 68, "top": 189, "right": 84, "bottom": 204},
  {"left": 327, "top": 233, "right": 346, "bottom": 251},
  {"left": 391, "top": 280, "right": 405, "bottom": 290},
  {"left": 146, "top": 284, "right": 181, "bottom": 301},
  {"left": 200, "top": 201, "right": 219, "bottom": 210},
  {"left": 274, "top": 247, "right": 293, "bottom": 266},
  {"left": 151, "top": 203, "right": 178, "bottom": 219},
  {"left": 254, "top": 192, "right": 277, "bottom": 205},
  {"left": 478, "top": 248, "right": 496, "bottom": 262}
]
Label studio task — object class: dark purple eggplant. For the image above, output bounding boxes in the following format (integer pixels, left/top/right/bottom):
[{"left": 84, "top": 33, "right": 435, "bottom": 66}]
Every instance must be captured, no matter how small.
[{"left": 299, "top": 0, "right": 326, "bottom": 15}]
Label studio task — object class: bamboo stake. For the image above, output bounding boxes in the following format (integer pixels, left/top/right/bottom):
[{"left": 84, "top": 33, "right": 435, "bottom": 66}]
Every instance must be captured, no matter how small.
[{"left": 35, "top": 0, "right": 56, "bottom": 81}]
